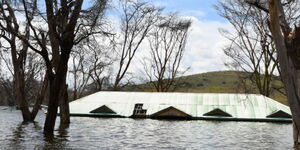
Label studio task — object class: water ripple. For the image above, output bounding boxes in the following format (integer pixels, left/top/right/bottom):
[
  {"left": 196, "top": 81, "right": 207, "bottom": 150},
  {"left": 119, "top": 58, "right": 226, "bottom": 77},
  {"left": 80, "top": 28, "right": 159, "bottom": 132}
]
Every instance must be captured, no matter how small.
[{"left": 0, "top": 108, "right": 294, "bottom": 150}]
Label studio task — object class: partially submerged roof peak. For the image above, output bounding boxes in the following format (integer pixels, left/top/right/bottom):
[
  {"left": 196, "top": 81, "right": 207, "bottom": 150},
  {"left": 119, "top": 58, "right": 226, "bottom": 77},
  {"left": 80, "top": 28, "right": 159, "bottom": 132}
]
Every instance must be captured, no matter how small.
[{"left": 150, "top": 106, "right": 192, "bottom": 119}]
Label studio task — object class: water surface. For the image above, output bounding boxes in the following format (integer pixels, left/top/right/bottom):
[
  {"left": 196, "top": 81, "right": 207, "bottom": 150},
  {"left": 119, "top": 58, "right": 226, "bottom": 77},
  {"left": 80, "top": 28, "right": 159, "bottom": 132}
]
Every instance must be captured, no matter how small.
[{"left": 0, "top": 107, "right": 293, "bottom": 150}]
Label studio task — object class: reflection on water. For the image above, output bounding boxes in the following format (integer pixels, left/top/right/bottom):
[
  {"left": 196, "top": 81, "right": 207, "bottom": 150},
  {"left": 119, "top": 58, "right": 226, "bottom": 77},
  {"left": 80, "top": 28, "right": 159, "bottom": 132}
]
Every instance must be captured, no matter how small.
[
  {"left": 0, "top": 108, "right": 294, "bottom": 150},
  {"left": 8, "top": 121, "right": 42, "bottom": 149}
]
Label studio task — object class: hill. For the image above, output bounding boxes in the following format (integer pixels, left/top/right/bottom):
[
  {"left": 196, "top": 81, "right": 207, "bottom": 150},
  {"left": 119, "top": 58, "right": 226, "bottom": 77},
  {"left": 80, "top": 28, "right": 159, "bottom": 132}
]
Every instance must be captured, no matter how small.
[{"left": 123, "top": 71, "right": 288, "bottom": 105}]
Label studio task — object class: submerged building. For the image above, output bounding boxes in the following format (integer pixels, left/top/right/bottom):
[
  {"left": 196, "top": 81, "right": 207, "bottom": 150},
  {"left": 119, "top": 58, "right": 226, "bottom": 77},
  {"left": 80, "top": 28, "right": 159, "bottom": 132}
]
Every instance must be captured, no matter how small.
[{"left": 69, "top": 91, "right": 292, "bottom": 122}]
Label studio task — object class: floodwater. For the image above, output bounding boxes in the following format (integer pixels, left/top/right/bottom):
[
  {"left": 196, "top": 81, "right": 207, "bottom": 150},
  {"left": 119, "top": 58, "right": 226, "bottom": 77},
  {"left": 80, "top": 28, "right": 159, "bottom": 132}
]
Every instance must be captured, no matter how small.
[{"left": 0, "top": 107, "right": 294, "bottom": 150}]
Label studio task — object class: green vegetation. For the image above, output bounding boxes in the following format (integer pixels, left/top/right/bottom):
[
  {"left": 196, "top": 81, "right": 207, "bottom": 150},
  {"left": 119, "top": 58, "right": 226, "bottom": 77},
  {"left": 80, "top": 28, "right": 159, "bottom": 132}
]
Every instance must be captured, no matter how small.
[{"left": 123, "top": 71, "right": 288, "bottom": 105}]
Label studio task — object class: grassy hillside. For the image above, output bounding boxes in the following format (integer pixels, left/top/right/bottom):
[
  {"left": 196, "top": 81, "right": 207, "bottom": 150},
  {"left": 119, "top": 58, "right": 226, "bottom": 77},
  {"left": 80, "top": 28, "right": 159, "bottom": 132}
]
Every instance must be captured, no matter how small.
[{"left": 124, "top": 71, "right": 288, "bottom": 105}]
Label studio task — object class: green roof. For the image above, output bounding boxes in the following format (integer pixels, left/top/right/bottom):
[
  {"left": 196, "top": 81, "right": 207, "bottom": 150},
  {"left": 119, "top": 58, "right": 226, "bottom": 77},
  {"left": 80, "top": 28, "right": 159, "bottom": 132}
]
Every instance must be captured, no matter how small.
[{"left": 69, "top": 92, "right": 291, "bottom": 122}]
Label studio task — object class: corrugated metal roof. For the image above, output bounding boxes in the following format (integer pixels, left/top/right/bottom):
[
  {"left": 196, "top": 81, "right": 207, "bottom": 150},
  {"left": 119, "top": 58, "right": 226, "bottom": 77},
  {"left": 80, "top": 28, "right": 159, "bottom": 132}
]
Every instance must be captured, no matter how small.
[{"left": 69, "top": 91, "right": 291, "bottom": 121}]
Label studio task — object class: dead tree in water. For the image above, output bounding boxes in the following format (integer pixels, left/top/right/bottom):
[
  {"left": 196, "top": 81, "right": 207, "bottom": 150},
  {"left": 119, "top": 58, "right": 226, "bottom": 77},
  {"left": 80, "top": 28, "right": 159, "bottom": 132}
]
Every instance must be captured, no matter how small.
[
  {"left": 0, "top": 1, "right": 47, "bottom": 121},
  {"left": 41, "top": 0, "right": 107, "bottom": 134},
  {"left": 0, "top": 0, "right": 108, "bottom": 134}
]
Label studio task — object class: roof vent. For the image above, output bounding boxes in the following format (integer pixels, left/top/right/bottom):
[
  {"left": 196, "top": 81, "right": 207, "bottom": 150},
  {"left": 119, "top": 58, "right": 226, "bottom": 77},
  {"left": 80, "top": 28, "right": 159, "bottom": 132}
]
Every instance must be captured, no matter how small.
[
  {"left": 89, "top": 105, "right": 116, "bottom": 114},
  {"left": 203, "top": 108, "right": 232, "bottom": 117},
  {"left": 267, "top": 110, "right": 292, "bottom": 118}
]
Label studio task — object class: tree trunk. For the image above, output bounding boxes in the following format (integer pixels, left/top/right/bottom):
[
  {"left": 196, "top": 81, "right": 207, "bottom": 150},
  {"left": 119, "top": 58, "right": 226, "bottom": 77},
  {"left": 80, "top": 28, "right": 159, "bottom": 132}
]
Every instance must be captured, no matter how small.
[
  {"left": 11, "top": 35, "right": 32, "bottom": 121},
  {"left": 60, "top": 84, "right": 70, "bottom": 124},
  {"left": 12, "top": 45, "right": 47, "bottom": 121},
  {"left": 269, "top": 0, "right": 300, "bottom": 146},
  {"left": 293, "top": 71, "right": 300, "bottom": 146},
  {"left": 15, "top": 71, "right": 32, "bottom": 121},
  {"left": 44, "top": 49, "right": 70, "bottom": 134},
  {"left": 113, "top": 79, "right": 120, "bottom": 91},
  {"left": 44, "top": 79, "right": 59, "bottom": 134}
]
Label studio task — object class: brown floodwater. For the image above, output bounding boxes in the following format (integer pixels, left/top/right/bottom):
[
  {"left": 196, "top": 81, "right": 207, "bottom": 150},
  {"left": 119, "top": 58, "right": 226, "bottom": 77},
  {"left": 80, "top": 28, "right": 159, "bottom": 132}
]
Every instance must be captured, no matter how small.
[{"left": 0, "top": 107, "right": 294, "bottom": 150}]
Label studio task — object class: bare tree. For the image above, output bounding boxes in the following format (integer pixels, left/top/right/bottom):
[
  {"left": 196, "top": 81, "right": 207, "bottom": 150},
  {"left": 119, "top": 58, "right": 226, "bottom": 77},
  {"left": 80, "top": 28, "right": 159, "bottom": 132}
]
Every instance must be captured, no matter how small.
[
  {"left": 0, "top": 45, "right": 15, "bottom": 106},
  {"left": 69, "top": 36, "right": 114, "bottom": 100},
  {"left": 86, "top": 39, "right": 114, "bottom": 92},
  {"left": 0, "top": 0, "right": 48, "bottom": 121},
  {"left": 0, "top": 0, "right": 108, "bottom": 134},
  {"left": 216, "top": 0, "right": 282, "bottom": 97},
  {"left": 69, "top": 47, "right": 89, "bottom": 100},
  {"left": 42, "top": 0, "right": 107, "bottom": 133},
  {"left": 0, "top": 39, "right": 46, "bottom": 106},
  {"left": 112, "top": 0, "right": 162, "bottom": 90},
  {"left": 142, "top": 14, "right": 191, "bottom": 92},
  {"left": 244, "top": 0, "right": 300, "bottom": 146}
]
